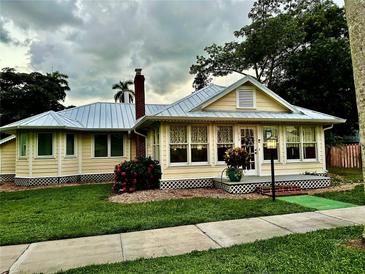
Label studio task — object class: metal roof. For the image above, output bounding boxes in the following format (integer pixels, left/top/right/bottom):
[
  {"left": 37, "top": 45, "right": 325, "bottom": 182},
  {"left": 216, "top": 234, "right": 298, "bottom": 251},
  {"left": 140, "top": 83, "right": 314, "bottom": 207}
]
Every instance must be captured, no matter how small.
[
  {"left": 0, "top": 78, "right": 345, "bottom": 132},
  {"left": 0, "top": 103, "right": 167, "bottom": 131},
  {"left": 0, "top": 135, "right": 16, "bottom": 145}
]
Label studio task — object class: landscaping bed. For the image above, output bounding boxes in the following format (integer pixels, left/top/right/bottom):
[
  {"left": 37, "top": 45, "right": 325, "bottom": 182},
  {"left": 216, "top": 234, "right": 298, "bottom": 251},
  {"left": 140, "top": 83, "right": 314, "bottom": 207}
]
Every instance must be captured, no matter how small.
[{"left": 109, "top": 188, "right": 265, "bottom": 204}]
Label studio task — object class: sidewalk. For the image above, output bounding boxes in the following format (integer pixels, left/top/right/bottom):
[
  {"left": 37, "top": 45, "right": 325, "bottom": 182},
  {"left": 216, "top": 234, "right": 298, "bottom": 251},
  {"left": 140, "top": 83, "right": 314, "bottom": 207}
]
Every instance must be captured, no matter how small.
[{"left": 1, "top": 206, "right": 364, "bottom": 274}]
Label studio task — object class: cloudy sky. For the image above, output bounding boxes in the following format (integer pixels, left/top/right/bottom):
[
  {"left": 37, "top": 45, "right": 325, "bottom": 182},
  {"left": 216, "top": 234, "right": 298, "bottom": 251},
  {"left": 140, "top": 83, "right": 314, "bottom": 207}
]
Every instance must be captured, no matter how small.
[{"left": 0, "top": 0, "right": 343, "bottom": 106}]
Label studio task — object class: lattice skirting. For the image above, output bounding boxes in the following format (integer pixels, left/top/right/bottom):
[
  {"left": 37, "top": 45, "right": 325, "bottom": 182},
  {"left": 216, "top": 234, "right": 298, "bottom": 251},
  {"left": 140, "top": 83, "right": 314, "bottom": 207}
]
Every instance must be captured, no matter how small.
[
  {"left": 14, "top": 173, "right": 114, "bottom": 186},
  {"left": 160, "top": 178, "right": 214, "bottom": 189},
  {"left": 214, "top": 178, "right": 331, "bottom": 194},
  {"left": 0, "top": 174, "right": 15, "bottom": 183}
]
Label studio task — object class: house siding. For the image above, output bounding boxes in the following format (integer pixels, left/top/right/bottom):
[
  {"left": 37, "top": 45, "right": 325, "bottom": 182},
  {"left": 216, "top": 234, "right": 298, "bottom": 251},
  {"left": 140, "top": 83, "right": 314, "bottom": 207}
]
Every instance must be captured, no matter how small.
[
  {"left": 0, "top": 138, "right": 16, "bottom": 175},
  {"left": 160, "top": 122, "right": 326, "bottom": 180},
  {"left": 204, "top": 83, "right": 289, "bottom": 112}
]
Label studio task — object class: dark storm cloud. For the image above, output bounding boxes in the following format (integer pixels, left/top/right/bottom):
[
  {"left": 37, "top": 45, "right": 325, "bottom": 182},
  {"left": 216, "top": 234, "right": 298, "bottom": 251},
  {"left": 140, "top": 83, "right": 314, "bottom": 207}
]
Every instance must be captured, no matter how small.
[
  {"left": 1, "top": 0, "right": 82, "bottom": 29},
  {"left": 1, "top": 0, "right": 254, "bottom": 104}
]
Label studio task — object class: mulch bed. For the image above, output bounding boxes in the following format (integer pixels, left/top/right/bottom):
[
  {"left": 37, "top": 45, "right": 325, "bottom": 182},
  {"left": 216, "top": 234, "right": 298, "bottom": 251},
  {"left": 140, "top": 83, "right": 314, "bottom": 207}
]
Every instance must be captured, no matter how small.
[{"left": 109, "top": 188, "right": 266, "bottom": 204}]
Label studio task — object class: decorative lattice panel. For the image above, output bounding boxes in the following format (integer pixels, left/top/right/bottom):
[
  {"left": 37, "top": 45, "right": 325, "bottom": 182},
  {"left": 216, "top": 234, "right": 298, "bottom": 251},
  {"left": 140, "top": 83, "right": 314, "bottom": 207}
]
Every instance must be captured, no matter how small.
[
  {"left": 214, "top": 178, "right": 331, "bottom": 194},
  {"left": 80, "top": 173, "right": 114, "bottom": 183},
  {"left": 15, "top": 173, "right": 115, "bottom": 186},
  {"left": 0, "top": 174, "right": 15, "bottom": 183},
  {"left": 160, "top": 178, "right": 214, "bottom": 189}
]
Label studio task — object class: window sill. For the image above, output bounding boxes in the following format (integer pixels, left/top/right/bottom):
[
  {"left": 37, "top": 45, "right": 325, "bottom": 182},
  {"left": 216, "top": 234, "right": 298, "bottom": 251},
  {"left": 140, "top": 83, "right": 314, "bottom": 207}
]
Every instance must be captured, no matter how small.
[
  {"left": 35, "top": 156, "right": 55, "bottom": 159},
  {"left": 92, "top": 156, "right": 125, "bottom": 159},
  {"left": 64, "top": 155, "right": 77, "bottom": 159},
  {"left": 18, "top": 157, "right": 28, "bottom": 160}
]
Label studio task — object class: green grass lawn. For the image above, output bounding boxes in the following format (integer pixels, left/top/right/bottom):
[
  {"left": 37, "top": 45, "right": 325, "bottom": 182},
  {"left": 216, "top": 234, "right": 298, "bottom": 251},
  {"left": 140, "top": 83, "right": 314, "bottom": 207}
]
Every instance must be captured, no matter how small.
[
  {"left": 60, "top": 226, "right": 365, "bottom": 274},
  {"left": 315, "top": 184, "right": 365, "bottom": 205},
  {"left": 328, "top": 167, "right": 363, "bottom": 182},
  {"left": 0, "top": 184, "right": 311, "bottom": 246}
]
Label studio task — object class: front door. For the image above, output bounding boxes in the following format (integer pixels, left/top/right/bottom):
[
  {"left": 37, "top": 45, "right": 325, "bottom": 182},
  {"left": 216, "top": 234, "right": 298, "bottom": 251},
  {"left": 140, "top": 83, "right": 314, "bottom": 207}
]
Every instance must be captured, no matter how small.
[{"left": 240, "top": 127, "right": 257, "bottom": 175}]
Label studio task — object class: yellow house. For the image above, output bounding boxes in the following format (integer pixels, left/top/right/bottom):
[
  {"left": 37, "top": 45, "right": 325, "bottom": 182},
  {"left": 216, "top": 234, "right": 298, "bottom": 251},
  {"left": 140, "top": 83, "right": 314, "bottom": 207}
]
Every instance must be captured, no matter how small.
[{"left": 0, "top": 69, "right": 345, "bottom": 190}]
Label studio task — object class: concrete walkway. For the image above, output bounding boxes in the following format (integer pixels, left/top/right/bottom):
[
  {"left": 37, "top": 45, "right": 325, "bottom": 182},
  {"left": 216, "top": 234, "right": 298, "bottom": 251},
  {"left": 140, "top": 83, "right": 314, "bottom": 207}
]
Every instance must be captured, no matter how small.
[{"left": 1, "top": 206, "right": 364, "bottom": 274}]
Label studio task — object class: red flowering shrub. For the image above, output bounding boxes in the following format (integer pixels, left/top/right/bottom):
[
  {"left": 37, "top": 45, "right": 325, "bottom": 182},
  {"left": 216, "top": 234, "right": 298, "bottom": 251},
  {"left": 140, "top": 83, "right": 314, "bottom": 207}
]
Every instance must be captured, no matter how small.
[{"left": 112, "top": 156, "right": 162, "bottom": 194}]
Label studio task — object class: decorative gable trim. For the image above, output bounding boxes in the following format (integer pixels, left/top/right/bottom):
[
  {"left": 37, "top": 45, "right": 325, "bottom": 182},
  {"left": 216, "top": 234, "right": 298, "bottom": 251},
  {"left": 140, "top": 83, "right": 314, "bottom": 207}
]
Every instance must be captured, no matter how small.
[{"left": 193, "top": 76, "right": 300, "bottom": 113}]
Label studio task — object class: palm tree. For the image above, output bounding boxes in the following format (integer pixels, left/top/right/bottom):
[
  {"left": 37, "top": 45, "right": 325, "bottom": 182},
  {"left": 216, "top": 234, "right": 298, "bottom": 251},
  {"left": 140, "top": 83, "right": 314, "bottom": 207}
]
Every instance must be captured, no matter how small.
[
  {"left": 344, "top": 0, "right": 365, "bottom": 244},
  {"left": 112, "top": 80, "right": 135, "bottom": 103}
]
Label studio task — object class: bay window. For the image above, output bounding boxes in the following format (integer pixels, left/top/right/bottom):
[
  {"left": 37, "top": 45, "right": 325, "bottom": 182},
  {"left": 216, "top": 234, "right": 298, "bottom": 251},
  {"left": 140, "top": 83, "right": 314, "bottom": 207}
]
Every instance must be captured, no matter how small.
[
  {"left": 38, "top": 133, "right": 53, "bottom": 156},
  {"left": 263, "top": 126, "right": 278, "bottom": 160},
  {"left": 169, "top": 125, "right": 188, "bottom": 163},
  {"left": 217, "top": 126, "right": 233, "bottom": 162}
]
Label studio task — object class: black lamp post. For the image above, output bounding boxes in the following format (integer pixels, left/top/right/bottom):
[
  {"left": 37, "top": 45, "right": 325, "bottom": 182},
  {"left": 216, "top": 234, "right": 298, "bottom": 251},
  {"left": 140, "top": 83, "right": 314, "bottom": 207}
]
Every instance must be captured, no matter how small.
[{"left": 267, "top": 137, "right": 277, "bottom": 201}]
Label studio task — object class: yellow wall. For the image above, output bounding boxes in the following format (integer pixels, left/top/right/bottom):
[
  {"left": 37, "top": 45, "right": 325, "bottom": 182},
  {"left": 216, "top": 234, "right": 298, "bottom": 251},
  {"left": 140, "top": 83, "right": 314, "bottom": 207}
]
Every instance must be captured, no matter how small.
[
  {"left": 204, "top": 83, "right": 289, "bottom": 112},
  {"left": 12, "top": 130, "right": 131, "bottom": 178},
  {"left": 80, "top": 133, "right": 129, "bottom": 174},
  {"left": 0, "top": 138, "right": 16, "bottom": 174},
  {"left": 160, "top": 123, "right": 326, "bottom": 180}
]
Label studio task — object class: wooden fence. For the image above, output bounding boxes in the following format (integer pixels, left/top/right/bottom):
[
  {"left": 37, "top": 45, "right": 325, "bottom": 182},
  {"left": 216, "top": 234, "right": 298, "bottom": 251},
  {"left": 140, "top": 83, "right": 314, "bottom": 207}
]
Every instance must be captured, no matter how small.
[{"left": 326, "top": 144, "right": 362, "bottom": 168}]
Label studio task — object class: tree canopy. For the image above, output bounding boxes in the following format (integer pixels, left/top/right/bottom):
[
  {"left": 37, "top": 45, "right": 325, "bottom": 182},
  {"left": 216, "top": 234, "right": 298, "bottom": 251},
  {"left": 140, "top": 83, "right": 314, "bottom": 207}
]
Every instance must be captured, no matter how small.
[
  {"left": 0, "top": 68, "right": 70, "bottom": 127},
  {"left": 190, "top": 0, "right": 357, "bottom": 138}
]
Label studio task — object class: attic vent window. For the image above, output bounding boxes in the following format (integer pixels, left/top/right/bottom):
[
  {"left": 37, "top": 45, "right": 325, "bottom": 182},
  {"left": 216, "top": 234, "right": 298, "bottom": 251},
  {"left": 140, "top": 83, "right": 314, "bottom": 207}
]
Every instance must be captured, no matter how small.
[{"left": 237, "top": 89, "right": 255, "bottom": 109}]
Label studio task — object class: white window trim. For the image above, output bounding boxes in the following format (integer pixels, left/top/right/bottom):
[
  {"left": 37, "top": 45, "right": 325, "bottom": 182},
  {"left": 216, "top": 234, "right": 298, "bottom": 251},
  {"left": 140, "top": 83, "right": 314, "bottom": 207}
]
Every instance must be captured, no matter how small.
[
  {"left": 92, "top": 133, "right": 125, "bottom": 158},
  {"left": 236, "top": 88, "right": 256, "bottom": 109},
  {"left": 18, "top": 132, "right": 28, "bottom": 159},
  {"left": 168, "top": 125, "right": 209, "bottom": 166},
  {"left": 215, "top": 125, "right": 234, "bottom": 165},
  {"left": 65, "top": 133, "right": 77, "bottom": 158},
  {"left": 284, "top": 126, "right": 318, "bottom": 162},
  {"left": 36, "top": 132, "right": 55, "bottom": 159}
]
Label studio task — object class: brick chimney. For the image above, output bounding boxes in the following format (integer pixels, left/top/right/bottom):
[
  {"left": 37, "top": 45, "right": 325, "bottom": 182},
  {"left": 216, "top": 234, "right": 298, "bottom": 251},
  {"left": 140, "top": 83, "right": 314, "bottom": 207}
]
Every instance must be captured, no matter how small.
[
  {"left": 134, "top": 68, "right": 145, "bottom": 120},
  {"left": 134, "top": 68, "right": 146, "bottom": 157}
]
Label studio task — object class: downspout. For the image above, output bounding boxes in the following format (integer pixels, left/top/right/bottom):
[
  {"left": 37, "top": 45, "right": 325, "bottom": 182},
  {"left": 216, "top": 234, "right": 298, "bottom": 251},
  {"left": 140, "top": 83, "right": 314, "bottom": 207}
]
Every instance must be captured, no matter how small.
[
  {"left": 324, "top": 124, "right": 333, "bottom": 131},
  {"left": 133, "top": 129, "right": 147, "bottom": 156}
]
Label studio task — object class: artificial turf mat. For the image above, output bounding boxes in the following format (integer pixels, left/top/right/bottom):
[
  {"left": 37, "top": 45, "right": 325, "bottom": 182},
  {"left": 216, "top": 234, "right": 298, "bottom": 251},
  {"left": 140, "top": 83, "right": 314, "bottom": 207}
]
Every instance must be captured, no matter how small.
[{"left": 278, "top": 195, "right": 356, "bottom": 210}]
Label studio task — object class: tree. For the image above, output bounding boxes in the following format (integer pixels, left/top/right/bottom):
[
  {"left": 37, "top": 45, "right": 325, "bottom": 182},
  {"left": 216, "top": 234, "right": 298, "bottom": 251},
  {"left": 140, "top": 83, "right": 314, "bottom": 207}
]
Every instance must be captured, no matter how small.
[
  {"left": 0, "top": 67, "right": 70, "bottom": 128},
  {"left": 344, "top": 0, "right": 365, "bottom": 244},
  {"left": 190, "top": 0, "right": 358, "bottom": 138},
  {"left": 112, "top": 80, "right": 134, "bottom": 103}
]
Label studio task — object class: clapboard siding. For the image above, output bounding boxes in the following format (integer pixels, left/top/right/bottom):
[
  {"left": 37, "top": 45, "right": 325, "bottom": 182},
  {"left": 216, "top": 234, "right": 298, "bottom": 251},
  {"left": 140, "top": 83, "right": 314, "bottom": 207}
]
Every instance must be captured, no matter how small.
[
  {"left": 204, "top": 83, "right": 289, "bottom": 112},
  {"left": 0, "top": 138, "right": 16, "bottom": 174}
]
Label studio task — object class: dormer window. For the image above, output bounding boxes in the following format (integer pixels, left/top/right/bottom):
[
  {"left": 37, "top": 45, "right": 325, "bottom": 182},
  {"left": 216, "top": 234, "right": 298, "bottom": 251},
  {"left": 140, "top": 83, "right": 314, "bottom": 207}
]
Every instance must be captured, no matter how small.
[{"left": 236, "top": 88, "right": 255, "bottom": 109}]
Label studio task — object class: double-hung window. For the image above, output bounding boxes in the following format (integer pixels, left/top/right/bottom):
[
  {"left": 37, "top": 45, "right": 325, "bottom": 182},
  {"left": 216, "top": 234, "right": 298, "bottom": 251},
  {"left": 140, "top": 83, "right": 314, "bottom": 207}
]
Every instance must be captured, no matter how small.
[
  {"left": 38, "top": 133, "right": 53, "bottom": 156},
  {"left": 169, "top": 125, "right": 188, "bottom": 163},
  {"left": 94, "top": 134, "right": 123, "bottom": 157},
  {"left": 285, "top": 126, "right": 317, "bottom": 161},
  {"left": 66, "top": 134, "right": 75, "bottom": 156},
  {"left": 216, "top": 126, "right": 234, "bottom": 162},
  {"left": 303, "top": 127, "right": 316, "bottom": 159},
  {"left": 152, "top": 128, "right": 160, "bottom": 161},
  {"left": 169, "top": 125, "right": 209, "bottom": 164},
  {"left": 286, "top": 126, "right": 300, "bottom": 160},
  {"left": 263, "top": 126, "right": 278, "bottom": 160},
  {"left": 191, "top": 126, "right": 208, "bottom": 163},
  {"left": 19, "top": 132, "right": 27, "bottom": 157}
]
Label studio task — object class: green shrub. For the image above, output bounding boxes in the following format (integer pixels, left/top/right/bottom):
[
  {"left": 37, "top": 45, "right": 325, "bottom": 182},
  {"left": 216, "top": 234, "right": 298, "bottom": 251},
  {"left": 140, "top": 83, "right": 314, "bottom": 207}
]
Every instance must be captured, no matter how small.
[{"left": 112, "top": 156, "right": 162, "bottom": 194}]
